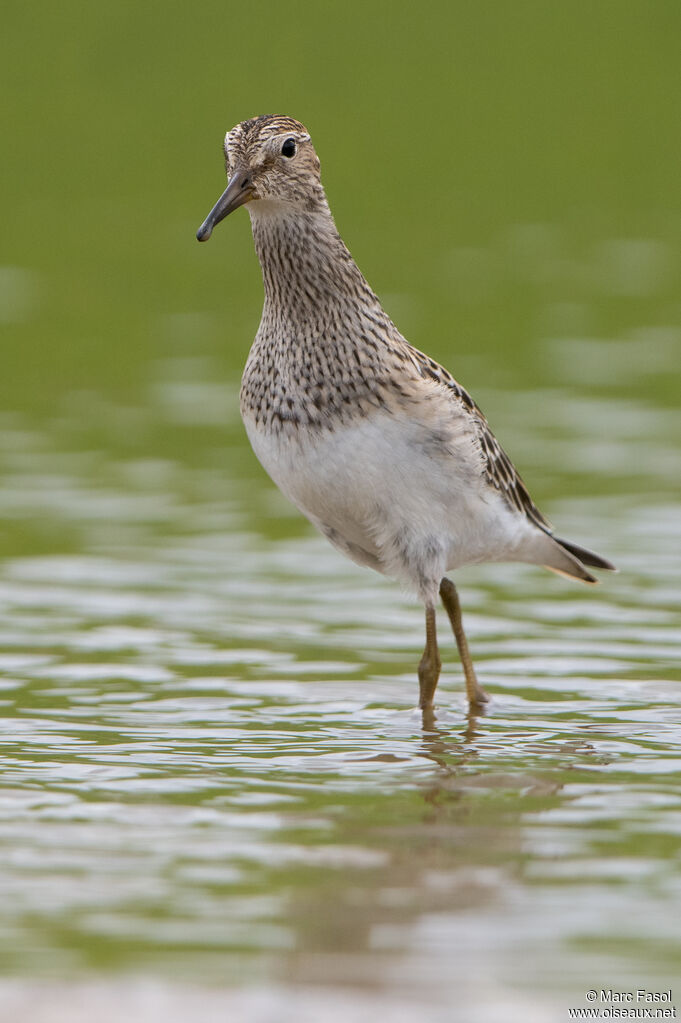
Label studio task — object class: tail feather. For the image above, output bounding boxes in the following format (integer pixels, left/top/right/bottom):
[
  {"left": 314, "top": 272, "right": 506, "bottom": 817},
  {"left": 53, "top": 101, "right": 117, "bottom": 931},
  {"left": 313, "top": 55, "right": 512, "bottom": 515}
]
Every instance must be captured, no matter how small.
[
  {"left": 554, "top": 537, "right": 616, "bottom": 573},
  {"left": 527, "top": 531, "right": 614, "bottom": 585},
  {"left": 544, "top": 550, "right": 599, "bottom": 585}
]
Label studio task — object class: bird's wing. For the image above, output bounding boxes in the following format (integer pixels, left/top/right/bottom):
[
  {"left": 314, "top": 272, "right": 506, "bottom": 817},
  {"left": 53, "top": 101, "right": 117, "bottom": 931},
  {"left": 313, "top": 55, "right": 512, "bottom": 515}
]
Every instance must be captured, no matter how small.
[{"left": 400, "top": 342, "right": 553, "bottom": 532}]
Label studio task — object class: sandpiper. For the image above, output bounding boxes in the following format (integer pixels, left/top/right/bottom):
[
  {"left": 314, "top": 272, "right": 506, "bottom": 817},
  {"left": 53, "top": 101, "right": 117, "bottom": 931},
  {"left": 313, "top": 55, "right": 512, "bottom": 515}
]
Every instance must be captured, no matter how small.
[{"left": 197, "top": 114, "right": 614, "bottom": 715}]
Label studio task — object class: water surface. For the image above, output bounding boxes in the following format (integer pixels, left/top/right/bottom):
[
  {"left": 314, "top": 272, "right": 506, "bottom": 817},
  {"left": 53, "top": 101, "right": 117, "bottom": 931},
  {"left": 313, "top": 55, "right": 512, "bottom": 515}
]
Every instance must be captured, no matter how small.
[
  {"left": 2, "top": 2, "right": 681, "bottom": 1019},
  {"left": 0, "top": 382, "right": 679, "bottom": 1020}
]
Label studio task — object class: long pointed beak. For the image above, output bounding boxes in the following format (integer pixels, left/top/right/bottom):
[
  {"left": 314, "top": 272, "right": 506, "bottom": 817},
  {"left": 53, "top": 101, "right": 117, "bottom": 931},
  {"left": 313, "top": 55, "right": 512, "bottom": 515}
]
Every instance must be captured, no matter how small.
[{"left": 196, "top": 168, "right": 254, "bottom": 242}]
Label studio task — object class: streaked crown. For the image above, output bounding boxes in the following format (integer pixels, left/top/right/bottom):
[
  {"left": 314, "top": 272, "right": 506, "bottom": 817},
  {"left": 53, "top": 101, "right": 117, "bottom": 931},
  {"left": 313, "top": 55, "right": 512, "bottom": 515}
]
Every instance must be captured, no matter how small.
[{"left": 224, "top": 114, "right": 325, "bottom": 209}]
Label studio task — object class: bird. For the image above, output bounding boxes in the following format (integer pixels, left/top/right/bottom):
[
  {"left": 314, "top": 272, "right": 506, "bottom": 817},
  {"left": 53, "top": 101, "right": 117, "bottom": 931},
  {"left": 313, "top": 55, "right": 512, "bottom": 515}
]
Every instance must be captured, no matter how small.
[{"left": 196, "top": 114, "right": 615, "bottom": 717}]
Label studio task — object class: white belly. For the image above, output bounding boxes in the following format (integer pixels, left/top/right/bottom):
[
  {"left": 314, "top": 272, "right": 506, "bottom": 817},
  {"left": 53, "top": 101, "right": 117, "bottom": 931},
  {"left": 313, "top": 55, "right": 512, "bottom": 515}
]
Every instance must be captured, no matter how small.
[{"left": 242, "top": 407, "right": 534, "bottom": 602}]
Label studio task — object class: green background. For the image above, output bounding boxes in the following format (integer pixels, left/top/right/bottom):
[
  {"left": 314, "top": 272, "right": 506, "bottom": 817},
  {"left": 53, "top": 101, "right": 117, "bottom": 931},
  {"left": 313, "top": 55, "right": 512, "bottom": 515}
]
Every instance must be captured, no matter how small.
[
  {"left": 4, "top": 0, "right": 680, "bottom": 410},
  {"left": 1, "top": 2, "right": 680, "bottom": 1018}
]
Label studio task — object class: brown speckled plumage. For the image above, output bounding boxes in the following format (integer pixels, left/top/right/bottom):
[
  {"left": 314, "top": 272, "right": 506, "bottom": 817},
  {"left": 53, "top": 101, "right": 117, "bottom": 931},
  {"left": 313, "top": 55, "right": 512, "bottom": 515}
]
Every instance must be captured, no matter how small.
[{"left": 197, "top": 114, "right": 615, "bottom": 716}]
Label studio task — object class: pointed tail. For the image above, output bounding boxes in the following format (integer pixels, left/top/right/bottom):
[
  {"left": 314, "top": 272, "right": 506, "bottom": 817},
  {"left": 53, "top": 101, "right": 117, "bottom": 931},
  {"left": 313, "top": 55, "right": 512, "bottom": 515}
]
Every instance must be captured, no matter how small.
[
  {"left": 553, "top": 537, "right": 616, "bottom": 573},
  {"left": 541, "top": 534, "right": 616, "bottom": 585}
]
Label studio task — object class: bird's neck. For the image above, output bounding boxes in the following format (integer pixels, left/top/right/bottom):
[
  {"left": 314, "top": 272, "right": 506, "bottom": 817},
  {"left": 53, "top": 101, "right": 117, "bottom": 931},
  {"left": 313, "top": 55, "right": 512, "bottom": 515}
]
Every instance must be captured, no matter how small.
[{"left": 248, "top": 201, "right": 385, "bottom": 331}]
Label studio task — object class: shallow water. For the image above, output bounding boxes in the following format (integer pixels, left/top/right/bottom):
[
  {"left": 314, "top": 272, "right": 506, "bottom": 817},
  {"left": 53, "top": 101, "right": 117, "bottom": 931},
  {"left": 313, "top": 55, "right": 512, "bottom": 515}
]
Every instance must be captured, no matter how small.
[
  {"left": 0, "top": 380, "right": 680, "bottom": 1020},
  {"left": 4, "top": 2, "right": 681, "bottom": 1018}
]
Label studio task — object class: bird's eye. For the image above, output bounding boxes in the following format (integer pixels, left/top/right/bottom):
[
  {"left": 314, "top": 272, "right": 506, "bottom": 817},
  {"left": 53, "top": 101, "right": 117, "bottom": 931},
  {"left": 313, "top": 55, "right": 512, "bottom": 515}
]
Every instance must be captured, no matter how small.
[{"left": 281, "top": 138, "right": 296, "bottom": 158}]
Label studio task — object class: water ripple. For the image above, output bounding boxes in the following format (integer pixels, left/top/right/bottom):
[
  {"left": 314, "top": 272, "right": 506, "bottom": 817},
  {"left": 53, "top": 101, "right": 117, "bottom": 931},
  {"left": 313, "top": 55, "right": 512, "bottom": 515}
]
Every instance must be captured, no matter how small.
[{"left": 0, "top": 398, "right": 679, "bottom": 1012}]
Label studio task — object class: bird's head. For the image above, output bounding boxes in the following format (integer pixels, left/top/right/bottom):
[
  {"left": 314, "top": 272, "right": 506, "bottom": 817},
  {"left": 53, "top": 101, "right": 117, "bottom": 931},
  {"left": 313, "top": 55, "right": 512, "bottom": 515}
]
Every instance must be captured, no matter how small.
[{"left": 197, "top": 115, "right": 325, "bottom": 241}]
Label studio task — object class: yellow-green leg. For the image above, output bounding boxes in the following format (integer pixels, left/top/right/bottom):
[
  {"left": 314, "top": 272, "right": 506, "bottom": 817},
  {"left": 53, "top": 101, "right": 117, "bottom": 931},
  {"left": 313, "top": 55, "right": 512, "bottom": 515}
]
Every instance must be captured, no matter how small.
[
  {"left": 439, "top": 577, "right": 488, "bottom": 707},
  {"left": 418, "top": 603, "right": 441, "bottom": 711}
]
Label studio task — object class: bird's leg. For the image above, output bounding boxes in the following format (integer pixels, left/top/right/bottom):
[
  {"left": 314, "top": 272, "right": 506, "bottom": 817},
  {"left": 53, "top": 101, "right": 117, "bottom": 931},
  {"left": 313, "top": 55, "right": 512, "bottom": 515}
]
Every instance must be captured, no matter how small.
[
  {"left": 418, "top": 603, "right": 441, "bottom": 712},
  {"left": 439, "top": 577, "right": 488, "bottom": 706}
]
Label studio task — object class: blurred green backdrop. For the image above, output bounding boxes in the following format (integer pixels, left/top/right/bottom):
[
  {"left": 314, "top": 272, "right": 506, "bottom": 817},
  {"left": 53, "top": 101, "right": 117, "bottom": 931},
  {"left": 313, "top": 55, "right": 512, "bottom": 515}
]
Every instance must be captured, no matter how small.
[
  {"left": 2, "top": 3, "right": 681, "bottom": 1009},
  {"left": 3, "top": 0, "right": 680, "bottom": 414}
]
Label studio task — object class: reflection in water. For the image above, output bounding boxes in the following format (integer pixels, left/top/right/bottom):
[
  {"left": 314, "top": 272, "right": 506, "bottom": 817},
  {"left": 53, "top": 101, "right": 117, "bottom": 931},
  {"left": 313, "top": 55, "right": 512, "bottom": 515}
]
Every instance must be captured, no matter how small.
[
  {"left": 0, "top": 386, "right": 680, "bottom": 1019},
  {"left": 4, "top": 0, "right": 681, "bottom": 1012}
]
